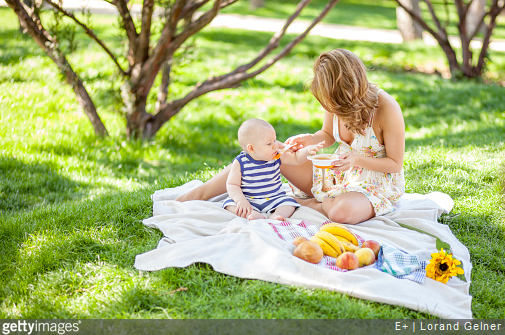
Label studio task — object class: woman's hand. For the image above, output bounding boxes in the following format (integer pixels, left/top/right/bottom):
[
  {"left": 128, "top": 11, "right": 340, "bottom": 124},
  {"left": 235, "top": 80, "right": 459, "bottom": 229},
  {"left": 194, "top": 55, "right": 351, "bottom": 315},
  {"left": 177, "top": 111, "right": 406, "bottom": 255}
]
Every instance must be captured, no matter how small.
[
  {"left": 330, "top": 152, "right": 357, "bottom": 171},
  {"left": 285, "top": 133, "right": 313, "bottom": 151}
]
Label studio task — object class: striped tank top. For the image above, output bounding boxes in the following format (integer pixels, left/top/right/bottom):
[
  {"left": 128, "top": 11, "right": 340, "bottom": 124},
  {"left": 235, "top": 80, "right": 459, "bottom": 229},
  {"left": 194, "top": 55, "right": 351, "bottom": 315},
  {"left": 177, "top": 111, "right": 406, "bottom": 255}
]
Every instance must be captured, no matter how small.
[{"left": 236, "top": 152, "right": 284, "bottom": 200}]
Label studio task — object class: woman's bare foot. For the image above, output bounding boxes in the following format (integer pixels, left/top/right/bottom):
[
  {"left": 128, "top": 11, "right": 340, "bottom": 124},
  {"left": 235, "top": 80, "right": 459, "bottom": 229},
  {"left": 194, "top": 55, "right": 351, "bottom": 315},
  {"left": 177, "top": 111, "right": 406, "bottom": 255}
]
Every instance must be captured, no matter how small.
[
  {"left": 175, "top": 188, "right": 204, "bottom": 202},
  {"left": 295, "top": 197, "right": 317, "bottom": 206},
  {"left": 294, "top": 197, "right": 325, "bottom": 216},
  {"left": 247, "top": 211, "right": 266, "bottom": 220}
]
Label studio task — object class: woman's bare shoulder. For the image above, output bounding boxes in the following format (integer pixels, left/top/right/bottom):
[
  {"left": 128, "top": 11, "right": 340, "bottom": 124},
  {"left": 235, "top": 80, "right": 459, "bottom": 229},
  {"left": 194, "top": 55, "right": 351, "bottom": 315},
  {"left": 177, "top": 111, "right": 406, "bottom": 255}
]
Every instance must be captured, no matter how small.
[
  {"left": 378, "top": 90, "right": 401, "bottom": 112},
  {"left": 377, "top": 90, "right": 404, "bottom": 128}
]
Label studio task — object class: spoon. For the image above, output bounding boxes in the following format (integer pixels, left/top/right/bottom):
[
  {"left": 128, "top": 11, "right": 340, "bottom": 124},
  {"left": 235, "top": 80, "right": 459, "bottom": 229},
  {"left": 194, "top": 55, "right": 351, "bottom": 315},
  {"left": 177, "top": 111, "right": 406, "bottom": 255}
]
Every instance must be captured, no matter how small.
[{"left": 274, "top": 143, "right": 295, "bottom": 159}]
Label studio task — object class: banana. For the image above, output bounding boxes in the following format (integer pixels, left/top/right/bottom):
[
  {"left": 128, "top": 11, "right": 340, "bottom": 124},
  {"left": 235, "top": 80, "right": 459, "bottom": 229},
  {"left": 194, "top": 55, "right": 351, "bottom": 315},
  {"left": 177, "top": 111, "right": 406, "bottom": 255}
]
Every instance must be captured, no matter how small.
[
  {"left": 333, "top": 234, "right": 355, "bottom": 245},
  {"left": 341, "top": 240, "right": 361, "bottom": 252},
  {"left": 310, "top": 236, "right": 338, "bottom": 258},
  {"left": 319, "top": 224, "right": 359, "bottom": 246},
  {"left": 315, "top": 231, "right": 345, "bottom": 256},
  {"left": 331, "top": 234, "right": 360, "bottom": 252}
]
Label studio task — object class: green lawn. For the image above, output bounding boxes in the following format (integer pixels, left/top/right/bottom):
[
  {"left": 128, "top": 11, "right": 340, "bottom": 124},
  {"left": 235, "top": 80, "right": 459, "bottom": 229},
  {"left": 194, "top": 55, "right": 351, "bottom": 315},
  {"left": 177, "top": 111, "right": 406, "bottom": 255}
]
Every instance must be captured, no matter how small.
[
  {"left": 215, "top": 0, "right": 505, "bottom": 40},
  {"left": 0, "top": 7, "right": 504, "bottom": 319}
]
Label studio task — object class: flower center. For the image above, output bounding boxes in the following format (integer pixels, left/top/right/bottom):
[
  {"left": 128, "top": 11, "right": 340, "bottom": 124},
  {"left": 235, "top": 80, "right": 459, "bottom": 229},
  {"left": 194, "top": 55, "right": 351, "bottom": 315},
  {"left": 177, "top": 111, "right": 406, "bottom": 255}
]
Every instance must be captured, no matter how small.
[{"left": 439, "top": 263, "right": 449, "bottom": 271}]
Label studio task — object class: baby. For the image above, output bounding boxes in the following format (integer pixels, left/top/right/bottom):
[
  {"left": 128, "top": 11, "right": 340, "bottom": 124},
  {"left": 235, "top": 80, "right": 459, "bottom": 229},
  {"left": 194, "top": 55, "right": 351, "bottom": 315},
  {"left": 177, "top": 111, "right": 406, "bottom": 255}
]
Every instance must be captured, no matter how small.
[{"left": 223, "top": 118, "right": 323, "bottom": 221}]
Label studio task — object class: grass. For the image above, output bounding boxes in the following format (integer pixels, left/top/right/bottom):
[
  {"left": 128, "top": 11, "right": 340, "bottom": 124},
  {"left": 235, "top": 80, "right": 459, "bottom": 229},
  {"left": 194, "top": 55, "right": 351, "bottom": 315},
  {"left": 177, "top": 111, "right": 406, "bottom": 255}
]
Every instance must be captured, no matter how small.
[
  {"left": 213, "top": 0, "right": 505, "bottom": 40},
  {"left": 1, "top": 6, "right": 505, "bottom": 319}
]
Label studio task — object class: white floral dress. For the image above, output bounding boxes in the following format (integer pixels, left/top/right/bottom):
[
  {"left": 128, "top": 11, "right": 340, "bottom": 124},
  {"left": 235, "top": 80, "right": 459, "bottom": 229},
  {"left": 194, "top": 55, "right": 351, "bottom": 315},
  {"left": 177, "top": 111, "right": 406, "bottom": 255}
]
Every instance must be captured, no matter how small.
[{"left": 309, "top": 93, "right": 405, "bottom": 216}]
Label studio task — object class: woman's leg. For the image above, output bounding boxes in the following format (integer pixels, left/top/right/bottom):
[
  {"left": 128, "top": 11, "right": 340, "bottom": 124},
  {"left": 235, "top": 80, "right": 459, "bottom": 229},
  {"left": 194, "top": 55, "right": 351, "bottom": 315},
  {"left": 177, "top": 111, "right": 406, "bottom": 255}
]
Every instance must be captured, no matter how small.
[
  {"left": 175, "top": 164, "right": 231, "bottom": 201},
  {"left": 177, "top": 159, "right": 313, "bottom": 202},
  {"left": 299, "top": 192, "right": 375, "bottom": 225},
  {"left": 280, "top": 160, "right": 314, "bottom": 195}
]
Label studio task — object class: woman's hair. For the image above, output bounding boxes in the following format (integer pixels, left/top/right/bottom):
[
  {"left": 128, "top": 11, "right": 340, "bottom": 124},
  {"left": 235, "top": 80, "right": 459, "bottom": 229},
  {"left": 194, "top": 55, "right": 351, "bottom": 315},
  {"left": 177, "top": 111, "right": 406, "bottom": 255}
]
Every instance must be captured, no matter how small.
[{"left": 309, "top": 49, "right": 378, "bottom": 135}]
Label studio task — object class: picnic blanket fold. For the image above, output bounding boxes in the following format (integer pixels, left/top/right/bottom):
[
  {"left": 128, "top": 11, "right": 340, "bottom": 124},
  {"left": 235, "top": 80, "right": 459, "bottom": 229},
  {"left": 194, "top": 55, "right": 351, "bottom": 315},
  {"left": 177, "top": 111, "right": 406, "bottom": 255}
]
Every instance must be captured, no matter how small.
[{"left": 134, "top": 180, "right": 473, "bottom": 319}]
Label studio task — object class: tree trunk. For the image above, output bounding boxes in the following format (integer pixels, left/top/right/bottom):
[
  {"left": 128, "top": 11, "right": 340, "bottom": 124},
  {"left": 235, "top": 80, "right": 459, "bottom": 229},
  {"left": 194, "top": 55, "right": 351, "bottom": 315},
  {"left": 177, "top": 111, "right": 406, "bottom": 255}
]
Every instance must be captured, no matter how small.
[
  {"left": 467, "top": 0, "right": 487, "bottom": 37},
  {"left": 8, "top": 0, "right": 341, "bottom": 140},
  {"left": 396, "top": 0, "right": 423, "bottom": 42},
  {"left": 394, "top": 0, "right": 505, "bottom": 80},
  {"left": 5, "top": 0, "right": 108, "bottom": 137},
  {"left": 121, "top": 81, "right": 154, "bottom": 139},
  {"left": 250, "top": 0, "right": 264, "bottom": 9}
]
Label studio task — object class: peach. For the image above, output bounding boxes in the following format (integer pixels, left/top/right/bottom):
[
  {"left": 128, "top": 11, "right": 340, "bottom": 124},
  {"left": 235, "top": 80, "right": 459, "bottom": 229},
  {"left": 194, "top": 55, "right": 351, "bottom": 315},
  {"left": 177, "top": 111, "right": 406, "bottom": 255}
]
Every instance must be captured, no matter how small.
[
  {"left": 355, "top": 247, "right": 376, "bottom": 267},
  {"left": 292, "top": 236, "right": 309, "bottom": 246},
  {"left": 335, "top": 252, "right": 359, "bottom": 270},
  {"left": 361, "top": 240, "right": 381, "bottom": 258},
  {"left": 293, "top": 241, "right": 323, "bottom": 264}
]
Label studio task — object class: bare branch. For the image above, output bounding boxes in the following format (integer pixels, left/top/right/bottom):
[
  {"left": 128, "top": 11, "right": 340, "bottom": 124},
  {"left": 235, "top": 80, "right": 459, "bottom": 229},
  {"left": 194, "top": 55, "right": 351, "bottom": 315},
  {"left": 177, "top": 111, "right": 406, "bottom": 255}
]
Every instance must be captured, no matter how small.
[
  {"left": 395, "top": 0, "right": 449, "bottom": 43},
  {"left": 138, "top": 0, "right": 155, "bottom": 62},
  {"left": 151, "top": 0, "right": 187, "bottom": 63},
  {"left": 468, "top": 0, "right": 501, "bottom": 40},
  {"left": 5, "top": 0, "right": 52, "bottom": 46},
  {"left": 219, "top": 0, "right": 240, "bottom": 9},
  {"left": 203, "top": 0, "right": 313, "bottom": 86},
  {"left": 113, "top": 0, "right": 138, "bottom": 63},
  {"left": 156, "top": 0, "right": 339, "bottom": 123},
  {"left": 423, "top": 0, "right": 448, "bottom": 39},
  {"left": 141, "top": 0, "right": 218, "bottom": 92},
  {"left": 476, "top": 0, "right": 505, "bottom": 70},
  {"left": 180, "top": 0, "right": 210, "bottom": 19},
  {"left": 5, "top": 0, "right": 108, "bottom": 136},
  {"left": 44, "top": 0, "right": 126, "bottom": 75},
  {"left": 170, "top": 0, "right": 221, "bottom": 50}
]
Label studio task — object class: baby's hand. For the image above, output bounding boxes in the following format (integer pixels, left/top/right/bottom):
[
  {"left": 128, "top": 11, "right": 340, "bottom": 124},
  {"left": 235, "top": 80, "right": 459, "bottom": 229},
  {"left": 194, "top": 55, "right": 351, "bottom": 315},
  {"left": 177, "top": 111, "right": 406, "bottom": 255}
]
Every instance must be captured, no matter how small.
[
  {"left": 235, "top": 199, "right": 253, "bottom": 218},
  {"left": 306, "top": 141, "right": 325, "bottom": 155}
]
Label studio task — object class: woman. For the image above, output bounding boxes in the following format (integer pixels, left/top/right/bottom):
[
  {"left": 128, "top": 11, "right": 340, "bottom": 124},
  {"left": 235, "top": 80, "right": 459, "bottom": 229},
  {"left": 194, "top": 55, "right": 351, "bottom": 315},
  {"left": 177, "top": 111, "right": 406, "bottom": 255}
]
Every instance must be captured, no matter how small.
[{"left": 177, "top": 49, "right": 405, "bottom": 225}]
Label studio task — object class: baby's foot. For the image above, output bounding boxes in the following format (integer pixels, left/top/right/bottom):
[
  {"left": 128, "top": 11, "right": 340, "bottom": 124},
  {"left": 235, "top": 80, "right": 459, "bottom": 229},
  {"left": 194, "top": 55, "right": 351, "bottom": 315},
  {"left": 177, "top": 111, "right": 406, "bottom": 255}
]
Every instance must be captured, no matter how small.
[
  {"left": 269, "top": 214, "right": 286, "bottom": 221},
  {"left": 247, "top": 212, "right": 266, "bottom": 220}
]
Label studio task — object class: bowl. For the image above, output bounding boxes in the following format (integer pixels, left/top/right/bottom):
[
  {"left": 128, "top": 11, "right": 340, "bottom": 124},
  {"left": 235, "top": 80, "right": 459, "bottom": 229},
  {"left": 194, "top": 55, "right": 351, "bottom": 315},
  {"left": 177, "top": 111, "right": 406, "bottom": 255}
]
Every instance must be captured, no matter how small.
[{"left": 308, "top": 154, "right": 340, "bottom": 168}]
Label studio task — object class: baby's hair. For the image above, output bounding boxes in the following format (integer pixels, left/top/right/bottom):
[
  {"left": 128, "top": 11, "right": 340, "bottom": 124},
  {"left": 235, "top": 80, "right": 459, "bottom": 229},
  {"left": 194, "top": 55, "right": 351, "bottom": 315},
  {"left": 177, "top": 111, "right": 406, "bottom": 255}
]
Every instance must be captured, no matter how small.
[
  {"left": 309, "top": 49, "right": 378, "bottom": 135},
  {"left": 238, "top": 118, "right": 274, "bottom": 151}
]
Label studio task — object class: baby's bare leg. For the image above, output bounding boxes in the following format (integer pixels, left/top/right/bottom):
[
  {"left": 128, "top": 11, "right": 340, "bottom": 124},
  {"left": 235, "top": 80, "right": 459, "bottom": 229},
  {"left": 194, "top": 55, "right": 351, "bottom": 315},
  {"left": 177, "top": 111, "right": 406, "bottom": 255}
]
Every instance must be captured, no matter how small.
[
  {"left": 225, "top": 205, "right": 265, "bottom": 220},
  {"left": 269, "top": 205, "right": 296, "bottom": 221},
  {"left": 247, "top": 211, "right": 266, "bottom": 220},
  {"left": 176, "top": 164, "right": 231, "bottom": 202}
]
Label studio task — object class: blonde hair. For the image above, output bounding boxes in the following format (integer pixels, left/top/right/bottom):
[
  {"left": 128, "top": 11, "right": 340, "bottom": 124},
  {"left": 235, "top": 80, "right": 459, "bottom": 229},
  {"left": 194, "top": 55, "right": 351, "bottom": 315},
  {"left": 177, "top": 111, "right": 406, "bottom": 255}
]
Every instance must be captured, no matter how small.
[
  {"left": 237, "top": 118, "right": 275, "bottom": 151},
  {"left": 309, "top": 49, "right": 378, "bottom": 135}
]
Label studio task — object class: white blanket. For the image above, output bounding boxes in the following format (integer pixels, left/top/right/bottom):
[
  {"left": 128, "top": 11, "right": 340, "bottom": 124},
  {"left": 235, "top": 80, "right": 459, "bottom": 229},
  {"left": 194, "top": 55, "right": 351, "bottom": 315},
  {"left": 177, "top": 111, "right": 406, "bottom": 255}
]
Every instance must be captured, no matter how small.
[{"left": 134, "top": 180, "right": 473, "bottom": 319}]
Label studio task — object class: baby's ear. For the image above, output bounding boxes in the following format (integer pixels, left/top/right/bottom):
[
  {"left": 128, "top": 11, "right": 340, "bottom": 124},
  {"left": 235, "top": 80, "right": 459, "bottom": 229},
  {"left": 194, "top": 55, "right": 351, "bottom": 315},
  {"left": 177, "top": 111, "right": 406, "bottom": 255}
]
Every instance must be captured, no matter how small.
[{"left": 246, "top": 143, "right": 254, "bottom": 153}]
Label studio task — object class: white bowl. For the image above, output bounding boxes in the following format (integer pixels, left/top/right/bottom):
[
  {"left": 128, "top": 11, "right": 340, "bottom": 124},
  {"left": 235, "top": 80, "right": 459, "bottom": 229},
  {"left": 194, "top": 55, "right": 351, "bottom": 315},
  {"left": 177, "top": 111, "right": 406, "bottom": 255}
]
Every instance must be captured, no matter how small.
[{"left": 308, "top": 154, "right": 340, "bottom": 168}]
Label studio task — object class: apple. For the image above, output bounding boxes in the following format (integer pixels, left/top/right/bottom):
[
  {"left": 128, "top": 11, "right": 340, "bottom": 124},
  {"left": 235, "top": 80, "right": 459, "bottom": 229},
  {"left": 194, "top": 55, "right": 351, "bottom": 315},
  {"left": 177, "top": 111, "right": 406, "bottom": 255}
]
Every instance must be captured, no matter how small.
[
  {"left": 336, "top": 252, "right": 359, "bottom": 270},
  {"left": 355, "top": 247, "right": 376, "bottom": 267},
  {"left": 293, "top": 241, "right": 323, "bottom": 264},
  {"left": 292, "top": 236, "right": 309, "bottom": 246},
  {"left": 361, "top": 240, "right": 381, "bottom": 258}
]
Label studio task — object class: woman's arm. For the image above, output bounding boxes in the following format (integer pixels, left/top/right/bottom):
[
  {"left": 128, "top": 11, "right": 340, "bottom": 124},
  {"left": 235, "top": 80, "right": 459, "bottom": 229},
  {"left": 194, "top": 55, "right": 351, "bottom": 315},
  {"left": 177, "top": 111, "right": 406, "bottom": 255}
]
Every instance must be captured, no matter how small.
[
  {"left": 280, "top": 141, "right": 325, "bottom": 165},
  {"left": 286, "top": 111, "right": 336, "bottom": 149}
]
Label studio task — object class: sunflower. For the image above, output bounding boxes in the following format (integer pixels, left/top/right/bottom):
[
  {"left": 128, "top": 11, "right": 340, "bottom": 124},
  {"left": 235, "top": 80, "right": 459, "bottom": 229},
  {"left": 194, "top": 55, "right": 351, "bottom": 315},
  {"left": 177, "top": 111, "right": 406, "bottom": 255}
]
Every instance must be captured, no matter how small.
[{"left": 426, "top": 248, "right": 464, "bottom": 284}]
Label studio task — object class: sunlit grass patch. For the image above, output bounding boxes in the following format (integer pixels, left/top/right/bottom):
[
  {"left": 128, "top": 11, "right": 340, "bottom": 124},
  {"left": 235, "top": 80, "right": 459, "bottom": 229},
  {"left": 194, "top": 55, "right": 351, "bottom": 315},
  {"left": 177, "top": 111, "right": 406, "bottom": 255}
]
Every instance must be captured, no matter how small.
[{"left": 0, "top": 5, "right": 504, "bottom": 319}]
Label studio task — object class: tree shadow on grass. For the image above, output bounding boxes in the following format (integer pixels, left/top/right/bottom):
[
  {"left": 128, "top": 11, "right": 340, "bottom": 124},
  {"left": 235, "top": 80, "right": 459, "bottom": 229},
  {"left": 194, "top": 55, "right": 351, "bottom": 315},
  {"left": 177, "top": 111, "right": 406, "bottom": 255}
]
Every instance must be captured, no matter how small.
[
  {"left": 0, "top": 184, "right": 162, "bottom": 300},
  {"left": 405, "top": 123, "right": 505, "bottom": 149},
  {"left": 0, "top": 13, "right": 46, "bottom": 67},
  {"left": 0, "top": 156, "right": 90, "bottom": 213},
  {"left": 3, "top": 181, "right": 501, "bottom": 318}
]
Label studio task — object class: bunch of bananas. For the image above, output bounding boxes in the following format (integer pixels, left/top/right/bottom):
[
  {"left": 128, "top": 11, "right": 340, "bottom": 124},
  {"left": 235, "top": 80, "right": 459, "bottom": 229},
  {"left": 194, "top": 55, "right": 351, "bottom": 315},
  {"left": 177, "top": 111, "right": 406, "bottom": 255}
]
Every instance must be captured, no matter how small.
[{"left": 309, "top": 223, "right": 360, "bottom": 258}]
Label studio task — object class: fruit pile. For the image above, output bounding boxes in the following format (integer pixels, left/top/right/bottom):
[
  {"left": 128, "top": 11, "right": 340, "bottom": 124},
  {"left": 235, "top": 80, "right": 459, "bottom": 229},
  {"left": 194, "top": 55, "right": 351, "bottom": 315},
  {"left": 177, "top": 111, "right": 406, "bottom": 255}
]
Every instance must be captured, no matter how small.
[{"left": 292, "top": 222, "right": 381, "bottom": 270}]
